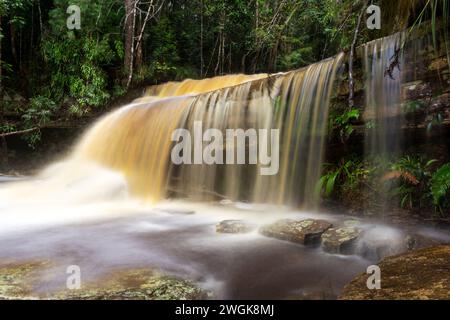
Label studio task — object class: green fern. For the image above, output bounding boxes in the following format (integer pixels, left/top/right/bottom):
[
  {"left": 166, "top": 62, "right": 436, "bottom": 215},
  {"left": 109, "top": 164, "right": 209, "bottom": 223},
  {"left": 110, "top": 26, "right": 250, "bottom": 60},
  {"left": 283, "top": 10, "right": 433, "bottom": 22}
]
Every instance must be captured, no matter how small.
[{"left": 430, "top": 163, "right": 450, "bottom": 205}]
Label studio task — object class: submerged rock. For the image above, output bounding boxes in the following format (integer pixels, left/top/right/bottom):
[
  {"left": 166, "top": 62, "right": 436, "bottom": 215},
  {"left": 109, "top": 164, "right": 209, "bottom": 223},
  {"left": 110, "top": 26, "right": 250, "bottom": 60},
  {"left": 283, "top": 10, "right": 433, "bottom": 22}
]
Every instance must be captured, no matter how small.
[
  {"left": 260, "top": 219, "right": 332, "bottom": 245},
  {"left": 0, "top": 262, "right": 207, "bottom": 300},
  {"left": 155, "top": 208, "right": 195, "bottom": 215},
  {"left": 321, "top": 227, "right": 361, "bottom": 254},
  {"left": 340, "top": 246, "right": 450, "bottom": 300},
  {"left": 216, "top": 220, "right": 254, "bottom": 234}
]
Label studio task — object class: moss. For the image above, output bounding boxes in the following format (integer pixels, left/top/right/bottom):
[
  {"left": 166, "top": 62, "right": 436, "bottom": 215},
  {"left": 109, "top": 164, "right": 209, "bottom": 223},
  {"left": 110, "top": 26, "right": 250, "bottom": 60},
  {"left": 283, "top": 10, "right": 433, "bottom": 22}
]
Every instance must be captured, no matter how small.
[
  {"left": 0, "top": 262, "right": 207, "bottom": 300},
  {"left": 52, "top": 269, "right": 208, "bottom": 300},
  {"left": 0, "top": 261, "right": 51, "bottom": 299}
]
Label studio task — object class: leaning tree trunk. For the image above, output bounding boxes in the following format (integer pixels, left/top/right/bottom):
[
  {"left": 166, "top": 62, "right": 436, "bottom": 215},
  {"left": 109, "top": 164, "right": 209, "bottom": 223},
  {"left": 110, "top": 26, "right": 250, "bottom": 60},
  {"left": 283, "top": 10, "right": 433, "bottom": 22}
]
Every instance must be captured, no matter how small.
[{"left": 124, "top": 0, "right": 135, "bottom": 85}]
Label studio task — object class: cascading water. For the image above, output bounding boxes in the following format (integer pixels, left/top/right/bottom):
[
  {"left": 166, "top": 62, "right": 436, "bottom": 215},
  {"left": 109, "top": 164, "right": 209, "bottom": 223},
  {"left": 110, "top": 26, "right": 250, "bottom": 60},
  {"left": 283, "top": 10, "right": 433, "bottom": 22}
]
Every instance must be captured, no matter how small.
[
  {"left": 363, "top": 32, "right": 405, "bottom": 158},
  {"left": 67, "top": 54, "right": 344, "bottom": 207},
  {"left": 167, "top": 55, "right": 343, "bottom": 206}
]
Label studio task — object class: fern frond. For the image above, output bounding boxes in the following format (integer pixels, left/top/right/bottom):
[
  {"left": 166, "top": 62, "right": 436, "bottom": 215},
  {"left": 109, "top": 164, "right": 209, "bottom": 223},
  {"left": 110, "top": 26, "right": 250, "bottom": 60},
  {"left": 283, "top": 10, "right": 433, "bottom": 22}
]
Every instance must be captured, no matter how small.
[{"left": 430, "top": 163, "right": 450, "bottom": 205}]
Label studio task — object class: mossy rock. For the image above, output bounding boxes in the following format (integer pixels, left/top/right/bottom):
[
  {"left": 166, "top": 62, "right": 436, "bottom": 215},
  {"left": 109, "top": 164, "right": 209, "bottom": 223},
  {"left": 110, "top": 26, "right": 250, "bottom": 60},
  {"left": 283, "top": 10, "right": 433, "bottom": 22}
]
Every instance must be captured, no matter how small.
[
  {"left": 321, "top": 227, "right": 361, "bottom": 254},
  {"left": 340, "top": 246, "right": 450, "bottom": 300},
  {"left": 260, "top": 219, "right": 332, "bottom": 245},
  {"left": 0, "top": 262, "right": 207, "bottom": 300},
  {"left": 0, "top": 261, "right": 51, "bottom": 299}
]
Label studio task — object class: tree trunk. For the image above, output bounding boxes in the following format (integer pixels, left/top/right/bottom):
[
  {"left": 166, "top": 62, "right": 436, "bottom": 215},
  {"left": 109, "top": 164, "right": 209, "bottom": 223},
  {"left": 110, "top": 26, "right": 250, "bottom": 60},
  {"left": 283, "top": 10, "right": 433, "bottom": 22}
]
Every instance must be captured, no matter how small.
[
  {"left": 135, "top": 15, "right": 143, "bottom": 71},
  {"left": 348, "top": 1, "right": 368, "bottom": 110},
  {"left": 0, "top": 15, "right": 7, "bottom": 164},
  {"left": 126, "top": 1, "right": 137, "bottom": 87},
  {"left": 124, "top": 0, "right": 135, "bottom": 77},
  {"left": 200, "top": 0, "right": 204, "bottom": 77},
  {"left": 10, "top": 24, "right": 17, "bottom": 64}
]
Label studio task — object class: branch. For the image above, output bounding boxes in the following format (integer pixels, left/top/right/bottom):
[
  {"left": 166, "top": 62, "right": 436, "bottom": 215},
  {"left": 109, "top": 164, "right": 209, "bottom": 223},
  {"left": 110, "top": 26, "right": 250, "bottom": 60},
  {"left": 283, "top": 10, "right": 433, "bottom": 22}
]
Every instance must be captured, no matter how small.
[{"left": 0, "top": 127, "right": 40, "bottom": 138}]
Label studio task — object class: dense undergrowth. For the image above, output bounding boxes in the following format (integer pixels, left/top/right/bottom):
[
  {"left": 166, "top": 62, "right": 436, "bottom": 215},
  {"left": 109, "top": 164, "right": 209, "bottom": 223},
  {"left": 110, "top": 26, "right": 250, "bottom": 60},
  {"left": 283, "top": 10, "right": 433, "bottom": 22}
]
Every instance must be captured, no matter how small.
[{"left": 317, "top": 155, "right": 450, "bottom": 216}]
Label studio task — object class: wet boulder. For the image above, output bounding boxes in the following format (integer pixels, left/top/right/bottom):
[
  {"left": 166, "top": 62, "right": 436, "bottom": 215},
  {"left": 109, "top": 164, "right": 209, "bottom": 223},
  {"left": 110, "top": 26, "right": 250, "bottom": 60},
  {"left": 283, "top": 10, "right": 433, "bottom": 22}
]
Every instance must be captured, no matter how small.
[
  {"left": 52, "top": 270, "right": 208, "bottom": 300},
  {"left": 216, "top": 220, "right": 254, "bottom": 234},
  {"left": 259, "top": 219, "right": 332, "bottom": 245},
  {"left": 340, "top": 246, "right": 450, "bottom": 300},
  {"left": 0, "top": 261, "right": 207, "bottom": 300},
  {"left": 321, "top": 227, "right": 361, "bottom": 254}
]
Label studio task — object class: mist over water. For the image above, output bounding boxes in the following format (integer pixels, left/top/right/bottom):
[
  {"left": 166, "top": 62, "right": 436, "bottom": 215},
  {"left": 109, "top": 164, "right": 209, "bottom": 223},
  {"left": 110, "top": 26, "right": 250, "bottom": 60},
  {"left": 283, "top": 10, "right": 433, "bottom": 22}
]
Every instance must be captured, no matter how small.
[{"left": 1, "top": 165, "right": 447, "bottom": 298}]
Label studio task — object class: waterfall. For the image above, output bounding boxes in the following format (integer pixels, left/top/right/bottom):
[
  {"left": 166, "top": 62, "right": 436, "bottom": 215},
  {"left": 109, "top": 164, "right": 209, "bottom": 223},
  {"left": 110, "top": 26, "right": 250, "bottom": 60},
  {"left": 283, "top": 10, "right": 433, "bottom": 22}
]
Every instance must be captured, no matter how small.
[
  {"left": 69, "top": 54, "right": 344, "bottom": 207},
  {"left": 363, "top": 32, "right": 406, "bottom": 158}
]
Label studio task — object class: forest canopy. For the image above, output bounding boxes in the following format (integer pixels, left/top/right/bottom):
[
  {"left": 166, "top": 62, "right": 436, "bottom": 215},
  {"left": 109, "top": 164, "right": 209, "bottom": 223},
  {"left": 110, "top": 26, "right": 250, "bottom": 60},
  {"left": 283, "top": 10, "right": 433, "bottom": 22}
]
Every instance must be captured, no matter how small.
[{"left": 0, "top": 0, "right": 444, "bottom": 146}]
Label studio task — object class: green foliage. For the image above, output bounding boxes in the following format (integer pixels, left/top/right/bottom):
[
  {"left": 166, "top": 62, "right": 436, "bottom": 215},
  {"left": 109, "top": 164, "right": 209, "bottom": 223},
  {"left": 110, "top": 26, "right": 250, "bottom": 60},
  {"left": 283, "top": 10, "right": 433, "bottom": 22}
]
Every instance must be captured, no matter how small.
[
  {"left": 316, "top": 157, "right": 368, "bottom": 198},
  {"left": 277, "top": 47, "right": 314, "bottom": 70},
  {"left": 329, "top": 108, "right": 360, "bottom": 142},
  {"left": 386, "top": 156, "right": 437, "bottom": 209},
  {"left": 403, "top": 100, "right": 425, "bottom": 113},
  {"left": 22, "top": 96, "right": 56, "bottom": 127},
  {"left": 40, "top": 0, "right": 123, "bottom": 113},
  {"left": 430, "top": 163, "right": 450, "bottom": 207},
  {"left": 20, "top": 95, "right": 57, "bottom": 148},
  {"left": 319, "top": 154, "right": 450, "bottom": 214},
  {"left": 0, "top": 122, "right": 16, "bottom": 133}
]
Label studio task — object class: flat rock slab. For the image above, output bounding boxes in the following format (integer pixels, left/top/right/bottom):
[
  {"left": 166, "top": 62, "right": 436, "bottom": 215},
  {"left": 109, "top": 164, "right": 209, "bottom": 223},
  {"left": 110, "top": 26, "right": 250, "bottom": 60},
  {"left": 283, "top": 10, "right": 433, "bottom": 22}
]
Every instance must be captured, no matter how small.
[
  {"left": 0, "top": 261, "right": 207, "bottom": 300},
  {"left": 340, "top": 245, "right": 450, "bottom": 300},
  {"left": 321, "top": 227, "right": 361, "bottom": 254},
  {"left": 260, "top": 219, "right": 332, "bottom": 245},
  {"left": 216, "top": 220, "right": 254, "bottom": 234}
]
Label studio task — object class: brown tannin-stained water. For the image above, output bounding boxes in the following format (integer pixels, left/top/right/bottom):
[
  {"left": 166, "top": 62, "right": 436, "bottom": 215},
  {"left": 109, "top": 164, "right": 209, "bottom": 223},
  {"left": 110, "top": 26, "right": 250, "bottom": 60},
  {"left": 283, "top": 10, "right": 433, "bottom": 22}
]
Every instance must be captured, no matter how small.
[
  {"left": 0, "top": 192, "right": 407, "bottom": 299},
  {"left": 0, "top": 51, "right": 448, "bottom": 299}
]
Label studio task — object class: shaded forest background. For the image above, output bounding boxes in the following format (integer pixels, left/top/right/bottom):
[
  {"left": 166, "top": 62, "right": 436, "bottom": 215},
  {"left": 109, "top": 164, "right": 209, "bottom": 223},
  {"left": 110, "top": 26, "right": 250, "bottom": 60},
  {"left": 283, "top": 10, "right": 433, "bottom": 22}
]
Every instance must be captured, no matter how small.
[{"left": 0, "top": 0, "right": 436, "bottom": 147}]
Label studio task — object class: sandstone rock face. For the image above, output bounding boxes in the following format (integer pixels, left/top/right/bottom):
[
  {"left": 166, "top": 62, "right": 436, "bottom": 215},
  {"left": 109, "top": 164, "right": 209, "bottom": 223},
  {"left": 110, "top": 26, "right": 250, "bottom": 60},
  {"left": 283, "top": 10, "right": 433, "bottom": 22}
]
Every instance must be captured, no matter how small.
[
  {"left": 0, "top": 261, "right": 207, "bottom": 300},
  {"left": 340, "top": 246, "right": 450, "bottom": 300},
  {"left": 321, "top": 227, "right": 361, "bottom": 254},
  {"left": 216, "top": 220, "right": 254, "bottom": 234},
  {"left": 260, "top": 219, "right": 332, "bottom": 245}
]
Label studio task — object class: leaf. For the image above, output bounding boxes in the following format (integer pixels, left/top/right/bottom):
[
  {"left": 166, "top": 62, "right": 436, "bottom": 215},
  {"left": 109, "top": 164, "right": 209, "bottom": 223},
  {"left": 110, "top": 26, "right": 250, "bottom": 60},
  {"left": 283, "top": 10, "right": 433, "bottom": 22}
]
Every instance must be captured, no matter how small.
[
  {"left": 425, "top": 159, "right": 438, "bottom": 168},
  {"left": 430, "top": 163, "right": 450, "bottom": 205},
  {"left": 325, "top": 171, "right": 339, "bottom": 197}
]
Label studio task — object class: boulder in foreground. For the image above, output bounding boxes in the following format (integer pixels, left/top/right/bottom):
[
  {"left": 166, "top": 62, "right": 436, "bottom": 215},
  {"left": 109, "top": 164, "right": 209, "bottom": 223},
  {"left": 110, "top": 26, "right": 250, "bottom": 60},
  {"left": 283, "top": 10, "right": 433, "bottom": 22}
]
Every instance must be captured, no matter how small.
[
  {"left": 340, "top": 245, "right": 450, "bottom": 300},
  {"left": 0, "top": 261, "right": 207, "bottom": 300}
]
